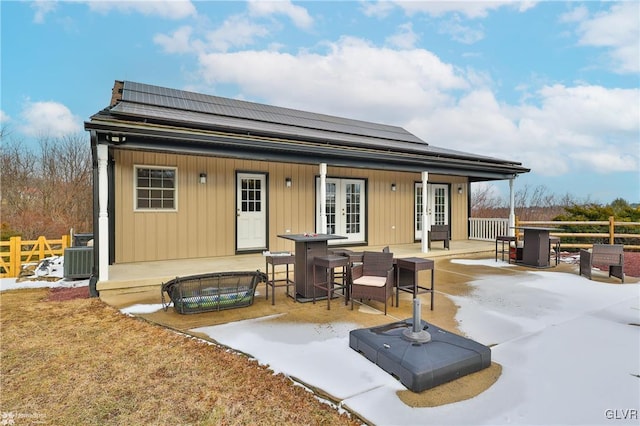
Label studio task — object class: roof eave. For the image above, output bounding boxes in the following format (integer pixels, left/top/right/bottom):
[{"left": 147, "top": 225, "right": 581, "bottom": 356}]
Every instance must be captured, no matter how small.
[{"left": 85, "top": 119, "right": 530, "bottom": 179}]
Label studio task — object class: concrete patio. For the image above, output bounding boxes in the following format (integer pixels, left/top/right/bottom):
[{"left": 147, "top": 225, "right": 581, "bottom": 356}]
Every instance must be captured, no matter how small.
[
  {"left": 97, "top": 241, "right": 638, "bottom": 425},
  {"left": 100, "top": 240, "right": 496, "bottom": 296}
]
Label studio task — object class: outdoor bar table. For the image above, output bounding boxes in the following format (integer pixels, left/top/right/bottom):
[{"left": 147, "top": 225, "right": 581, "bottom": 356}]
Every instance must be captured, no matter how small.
[
  {"left": 395, "top": 257, "right": 435, "bottom": 310},
  {"left": 512, "top": 227, "right": 560, "bottom": 268},
  {"left": 277, "top": 233, "right": 346, "bottom": 300}
]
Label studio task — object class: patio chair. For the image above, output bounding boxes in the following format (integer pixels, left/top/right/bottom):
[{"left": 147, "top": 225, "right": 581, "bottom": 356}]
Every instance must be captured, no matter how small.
[
  {"left": 350, "top": 251, "right": 395, "bottom": 314},
  {"left": 579, "top": 244, "right": 624, "bottom": 283},
  {"left": 428, "top": 225, "right": 450, "bottom": 250}
]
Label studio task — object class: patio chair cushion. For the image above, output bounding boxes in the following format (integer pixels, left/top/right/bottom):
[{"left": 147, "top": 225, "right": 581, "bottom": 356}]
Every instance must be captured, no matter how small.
[{"left": 353, "top": 275, "right": 387, "bottom": 287}]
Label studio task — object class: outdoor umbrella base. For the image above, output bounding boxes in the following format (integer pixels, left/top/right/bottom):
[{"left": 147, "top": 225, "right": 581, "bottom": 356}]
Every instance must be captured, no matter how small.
[{"left": 349, "top": 319, "right": 491, "bottom": 392}]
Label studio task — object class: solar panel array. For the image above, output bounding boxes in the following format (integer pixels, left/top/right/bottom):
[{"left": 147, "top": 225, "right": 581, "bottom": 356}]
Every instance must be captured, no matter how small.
[{"left": 120, "top": 81, "right": 425, "bottom": 145}]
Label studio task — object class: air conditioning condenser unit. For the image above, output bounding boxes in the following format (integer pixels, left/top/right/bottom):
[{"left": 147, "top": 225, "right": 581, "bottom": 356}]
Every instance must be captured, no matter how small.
[{"left": 64, "top": 247, "right": 94, "bottom": 279}]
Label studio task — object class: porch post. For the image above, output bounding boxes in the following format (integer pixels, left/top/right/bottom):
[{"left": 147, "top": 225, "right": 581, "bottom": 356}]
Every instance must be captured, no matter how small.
[
  {"left": 421, "top": 171, "right": 429, "bottom": 253},
  {"left": 97, "top": 144, "right": 109, "bottom": 281},
  {"left": 508, "top": 177, "right": 516, "bottom": 237},
  {"left": 319, "top": 163, "right": 327, "bottom": 234}
]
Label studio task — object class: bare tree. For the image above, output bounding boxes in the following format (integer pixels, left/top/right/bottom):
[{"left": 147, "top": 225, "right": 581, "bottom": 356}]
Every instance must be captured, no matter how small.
[
  {"left": 1, "top": 133, "right": 92, "bottom": 239},
  {"left": 472, "top": 182, "right": 585, "bottom": 221},
  {"left": 471, "top": 182, "right": 507, "bottom": 217},
  {"left": 1, "top": 137, "right": 40, "bottom": 236}
]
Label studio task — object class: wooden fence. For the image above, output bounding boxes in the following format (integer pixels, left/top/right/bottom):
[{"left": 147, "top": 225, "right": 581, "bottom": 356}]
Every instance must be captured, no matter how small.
[
  {"left": 516, "top": 217, "right": 640, "bottom": 250},
  {"left": 0, "top": 235, "right": 71, "bottom": 278},
  {"left": 469, "top": 216, "right": 640, "bottom": 250}
]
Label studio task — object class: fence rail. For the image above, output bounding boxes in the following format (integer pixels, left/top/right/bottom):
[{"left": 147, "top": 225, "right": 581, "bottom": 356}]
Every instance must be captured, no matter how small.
[
  {"left": 0, "top": 235, "right": 71, "bottom": 278},
  {"left": 469, "top": 217, "right": 640, "bottom": 250}
]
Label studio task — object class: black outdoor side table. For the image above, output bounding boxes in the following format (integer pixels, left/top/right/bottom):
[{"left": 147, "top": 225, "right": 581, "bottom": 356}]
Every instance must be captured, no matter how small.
[{"left": 395, "top": 257, "right": 435, "bottom": 310}]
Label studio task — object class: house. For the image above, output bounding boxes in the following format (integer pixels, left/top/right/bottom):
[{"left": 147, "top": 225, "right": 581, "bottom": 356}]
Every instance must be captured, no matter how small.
[{"left": 85, "top": 80, "right": 529, "bottom": 283}]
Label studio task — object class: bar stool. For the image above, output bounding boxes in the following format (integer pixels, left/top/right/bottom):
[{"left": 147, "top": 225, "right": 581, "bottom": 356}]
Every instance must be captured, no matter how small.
[
  {"left": 312, "top": 255, "right": 349, "bottom": 310},
  {"left": 328, "top": 249, "right": 354, "bottom": 292},
  {"left": 549, "top": 237, "right": 561, "bottom": 266},
  {"left": 495, "top": 235, "right": 516, "bottom": 262},
  {"left": 264, "top": 252, "right": 296, "bottom": 305}
]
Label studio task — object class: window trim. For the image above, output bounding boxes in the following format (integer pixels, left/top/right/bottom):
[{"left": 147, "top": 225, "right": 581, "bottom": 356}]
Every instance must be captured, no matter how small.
[{"left": 133, "top": 165, "right": 178, "bottom": 212}]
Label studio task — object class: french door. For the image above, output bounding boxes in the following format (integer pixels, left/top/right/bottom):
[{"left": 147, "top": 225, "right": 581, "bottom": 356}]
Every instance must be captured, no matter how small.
[
  {"left": 414, "top": 183, "right": 449, "bottom": 240},
  {"left": 317, "top": 178, "right": 366, "bottom": 244},
  {"left": 236, "top": 173, "right": 267, "bottom": 251}
]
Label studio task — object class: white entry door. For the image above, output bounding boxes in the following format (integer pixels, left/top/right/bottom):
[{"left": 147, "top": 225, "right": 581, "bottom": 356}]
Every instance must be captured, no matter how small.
[
  {"left": 415, "top": 183, "right": 449, "bottom": 240},
  {"left": 236, "top": 173, "right": 267, "bottom": 251},
  {"left": 317, "top": 178, "right": 366, "bottom": 244}
]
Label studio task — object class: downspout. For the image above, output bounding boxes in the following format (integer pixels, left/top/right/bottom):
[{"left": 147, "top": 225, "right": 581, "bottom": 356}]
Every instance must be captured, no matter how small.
[
  {"left": 319, "top": 163, "right": 327, "bottom": 234},
  {"left": 508, "top": 176, "right": 516, "bottom": 237},
  {"left": 421, "top": 171, "right": 429, "bottom": 253}
]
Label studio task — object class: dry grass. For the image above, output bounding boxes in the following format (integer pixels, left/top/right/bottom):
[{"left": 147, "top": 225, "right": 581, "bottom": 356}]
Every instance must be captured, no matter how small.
[{"left": 0, "top": 289, "right": 360, "bottom": 425}]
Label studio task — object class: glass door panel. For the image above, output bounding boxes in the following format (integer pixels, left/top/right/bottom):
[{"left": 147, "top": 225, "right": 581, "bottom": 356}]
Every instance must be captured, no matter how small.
[{"left": 415, "top": 183, "right": 449, "bottom": 240}]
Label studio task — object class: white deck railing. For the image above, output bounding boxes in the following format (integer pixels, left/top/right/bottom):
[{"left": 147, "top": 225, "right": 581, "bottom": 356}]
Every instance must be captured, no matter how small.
[{"left": 469, "top": 218, "right": 509, "bottom": 241}]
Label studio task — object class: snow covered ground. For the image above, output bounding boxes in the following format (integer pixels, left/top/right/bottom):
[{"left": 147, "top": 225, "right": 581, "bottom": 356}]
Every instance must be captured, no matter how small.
[
  {"left": 191, "top": 261, "right": 640, "bottom": 425},
  {"left": 0, "top": 256, "right": 88, "bottom": 291},
  {"left": 2, "top": 259, "right": 638, "bottom": 425}
]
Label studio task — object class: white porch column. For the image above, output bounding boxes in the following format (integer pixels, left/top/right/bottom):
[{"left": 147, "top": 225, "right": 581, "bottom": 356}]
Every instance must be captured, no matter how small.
[
  {"left": 97, "top": 144, "right": 109, "bottom": 281},
  {"left": 319, "top": 163, "right": 327, "bottom": 234},
  {"left": 508, "top": 177, "right": 516, "bottom": 237},
  {"left": 421, "top": 171, "right": 429, "bottom": 253}
]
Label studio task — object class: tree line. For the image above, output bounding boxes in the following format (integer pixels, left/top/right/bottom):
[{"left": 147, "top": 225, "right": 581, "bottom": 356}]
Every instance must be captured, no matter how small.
[
  {"left": 1, "top": 129, "right": 92, "bottom": 240},
  {"left": 472, "top": 182, "right": 639, "bottom": 245}
]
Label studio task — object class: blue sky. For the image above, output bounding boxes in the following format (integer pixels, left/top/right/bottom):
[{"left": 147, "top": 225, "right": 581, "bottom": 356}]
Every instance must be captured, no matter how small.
[{"left": 2, "top": 1, "right": 638, "bottom": 204}]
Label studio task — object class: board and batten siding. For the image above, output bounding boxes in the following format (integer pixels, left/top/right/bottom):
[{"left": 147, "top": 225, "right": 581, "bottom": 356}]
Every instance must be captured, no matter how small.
[{"left": 113, "top": 150, "right": 468, "bottom": 263}]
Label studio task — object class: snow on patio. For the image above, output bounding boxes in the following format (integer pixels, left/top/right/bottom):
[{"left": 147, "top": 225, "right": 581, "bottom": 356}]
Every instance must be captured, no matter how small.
[
  {"left": 2, "top": 258, "right": 638, "bottom": 425},
  {"left": 192, "top": 260, "right": 639, "bottom": 425}
]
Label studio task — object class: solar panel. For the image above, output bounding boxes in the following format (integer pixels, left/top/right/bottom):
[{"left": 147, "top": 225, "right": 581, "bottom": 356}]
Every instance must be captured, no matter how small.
[
  {"left": 120, "top": 81, "right": 424, "bottom": 145},
  {"left": 111, "top": 102, "right": 426, "bottom": 153}
]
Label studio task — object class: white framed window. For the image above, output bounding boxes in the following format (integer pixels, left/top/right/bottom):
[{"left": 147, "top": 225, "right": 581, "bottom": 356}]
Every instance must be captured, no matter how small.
[{"left": 134, "top": 166, "right": 177, "bottom": 211}]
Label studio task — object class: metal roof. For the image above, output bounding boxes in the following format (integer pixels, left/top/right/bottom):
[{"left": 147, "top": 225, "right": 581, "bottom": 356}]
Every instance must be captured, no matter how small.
[{"left": 85, "top": 80, "right": 530, "bottom": 180}]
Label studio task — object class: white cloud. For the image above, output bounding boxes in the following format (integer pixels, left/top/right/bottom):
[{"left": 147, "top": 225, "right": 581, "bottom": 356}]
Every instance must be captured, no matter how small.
[
  {"left": 30, "top": 0, "right": 196, "bottom": 23},
  {"left": 438, "top": 16, "right": 485, "bottom": 44},
  {"left": 385, "top": 22, "right": 418, "bottom": 49},
  {"left": 193, "top": 36, "right": 638, "bottom": 178},
  {"left": 155, "top": 15, "right": 272, "bottom": 54},
  {"left": 197, "top": 36, "right": 467, "bottom": 122},
  {"left": 0, "top": 110, "right": 10, "bottom": 123},
  {"left": 571, "top": 2, "right": 640, "bottom": 73},
  {"left": 534, "top": 84, "right": 639, "bottom": 135},
  {"left": 361, "top": 0, "right": 396, "bottom": 19},
  {"left": 19, "top": 101, "right": 82, "bottom": 138},
  {"left": 31, "top": 0, "right": 57, "bottom": 23},
  {"left": 394, "top": 1, "right": 536, "bottom": 19},
  {"left": 248, "top": 0, "right": 313, "bottom": 30},
  {"left": 154, "top": 26, "right": 201, "bottom": 54},
  {"left": 204, "top": 15, "right": 270, "bottom": 53},
  {"left": 570, "top": 151, "right": 638, "bottom": 174},
  {"left": 86, "top": 0, "right": 197, "bottom": 20},
  {"left": 559, "top": 5, "right": 588, "bottom": 23}
]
